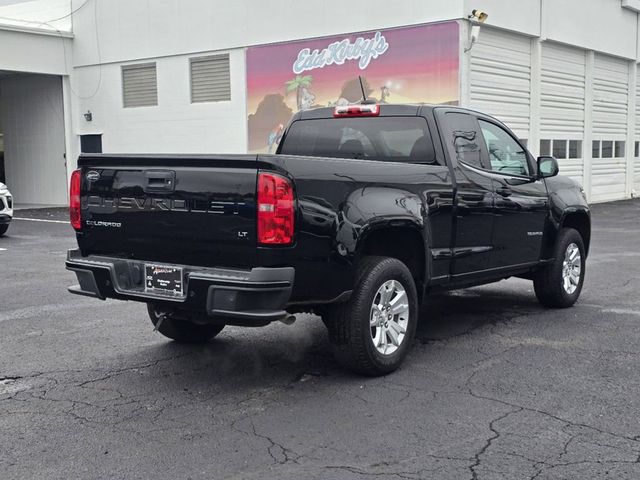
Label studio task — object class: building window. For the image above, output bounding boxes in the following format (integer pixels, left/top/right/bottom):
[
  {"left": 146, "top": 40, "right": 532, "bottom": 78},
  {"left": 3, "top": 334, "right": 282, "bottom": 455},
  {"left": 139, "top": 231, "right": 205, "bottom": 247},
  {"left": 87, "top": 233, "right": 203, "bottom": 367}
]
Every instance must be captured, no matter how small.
[
  {"left": 190, "top": 54, "right": 231, "bottom": 103},
  {"left": 592, "top": 140, "right": 600, "bottom": 158},
  {"left": 122, "top": 63, "right": 158, "bottom": 108},
  {"left": 635, "top": 141, "right": 639, "bottom": 158},
  {"left": 568, "top": 140, "right": 582, "bottom": 159},
  {"left": 540, "top": 139, "right": 551, "bottom": 156},
  {"left": 614, "top": 141, "right": 625, "bottom": 158},
  {"left": 80, "top": 134, "right": 102, "bottom": 153},
  {"left": 601, "top": 141, "right": 613, "bottom": 158},
  {"left": 540, "top": 139, "right": 582, "bottom": 159},
  {"left": 553, "top": 140, "right": 567, "bottom": 159}
]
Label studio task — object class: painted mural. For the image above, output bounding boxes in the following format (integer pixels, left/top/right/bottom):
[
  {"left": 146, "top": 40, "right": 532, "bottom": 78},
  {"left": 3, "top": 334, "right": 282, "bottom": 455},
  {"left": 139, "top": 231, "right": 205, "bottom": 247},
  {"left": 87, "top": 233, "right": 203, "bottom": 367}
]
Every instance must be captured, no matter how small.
[{"left": 246, "top": 21, "right": 460, "bottom": 153}]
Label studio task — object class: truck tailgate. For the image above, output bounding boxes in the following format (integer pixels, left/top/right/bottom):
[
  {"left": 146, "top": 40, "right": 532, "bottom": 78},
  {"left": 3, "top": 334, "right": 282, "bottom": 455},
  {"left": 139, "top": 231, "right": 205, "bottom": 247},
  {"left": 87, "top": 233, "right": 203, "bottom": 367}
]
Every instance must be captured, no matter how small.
[{"left": 76, "top": 154, "right": 259, "bottom": 268}]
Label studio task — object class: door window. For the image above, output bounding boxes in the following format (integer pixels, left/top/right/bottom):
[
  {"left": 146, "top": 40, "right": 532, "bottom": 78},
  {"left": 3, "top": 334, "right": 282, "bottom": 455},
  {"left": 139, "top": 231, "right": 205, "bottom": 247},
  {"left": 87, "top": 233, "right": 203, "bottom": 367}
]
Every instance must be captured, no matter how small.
[{"left": 478, "top": 120, "right": 530, "bottom": 176}]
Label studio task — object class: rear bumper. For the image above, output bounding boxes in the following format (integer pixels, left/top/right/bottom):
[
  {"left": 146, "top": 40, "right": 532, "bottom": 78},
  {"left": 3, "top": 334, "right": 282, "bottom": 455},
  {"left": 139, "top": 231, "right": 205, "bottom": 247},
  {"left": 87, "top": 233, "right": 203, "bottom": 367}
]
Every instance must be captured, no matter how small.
[{"left": 65, "top": 249, "right": 294, "bottom": 325}]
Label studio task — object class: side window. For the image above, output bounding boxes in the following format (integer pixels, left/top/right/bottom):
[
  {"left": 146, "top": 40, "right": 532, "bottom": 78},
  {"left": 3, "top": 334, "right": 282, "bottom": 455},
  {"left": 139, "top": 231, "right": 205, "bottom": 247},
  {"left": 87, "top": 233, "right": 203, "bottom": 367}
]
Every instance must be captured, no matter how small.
[
  {"left": 478, "top": 120, "right": 530, "bottom": 176},
  {"left": 442, "top": 112, "right": 484, "bottom": 168}
]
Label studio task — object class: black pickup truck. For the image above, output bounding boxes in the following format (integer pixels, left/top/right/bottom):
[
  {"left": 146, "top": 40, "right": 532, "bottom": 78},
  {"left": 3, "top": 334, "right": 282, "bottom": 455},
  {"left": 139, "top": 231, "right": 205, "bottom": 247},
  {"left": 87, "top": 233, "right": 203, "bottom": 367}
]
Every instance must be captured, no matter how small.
[{"left": 66, "top": 104, "right": 590, "bottom": 375}]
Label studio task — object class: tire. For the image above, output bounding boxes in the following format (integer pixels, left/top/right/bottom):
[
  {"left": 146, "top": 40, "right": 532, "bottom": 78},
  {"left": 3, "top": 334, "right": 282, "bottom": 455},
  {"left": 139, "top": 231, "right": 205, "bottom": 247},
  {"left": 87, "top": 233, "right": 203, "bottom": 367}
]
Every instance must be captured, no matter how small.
[
  {"left": 147, "top": 304, "right": 224, "bottom": 343},
  {"left": 533, "top": 227, "right": 586, "bottom": 308},
  {"left": 324, "top": 256, "right": 418, "bottom": 376},
  {"left": 0, "top": 224, "right": 8, "bottom": 237}
]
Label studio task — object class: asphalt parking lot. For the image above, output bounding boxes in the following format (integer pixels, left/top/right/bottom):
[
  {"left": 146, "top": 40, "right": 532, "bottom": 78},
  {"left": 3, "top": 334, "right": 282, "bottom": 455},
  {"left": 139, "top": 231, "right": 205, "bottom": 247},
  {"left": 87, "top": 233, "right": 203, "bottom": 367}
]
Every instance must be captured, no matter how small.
[{"left": 1, "top": 200, "right": 639, "bottom": 479}]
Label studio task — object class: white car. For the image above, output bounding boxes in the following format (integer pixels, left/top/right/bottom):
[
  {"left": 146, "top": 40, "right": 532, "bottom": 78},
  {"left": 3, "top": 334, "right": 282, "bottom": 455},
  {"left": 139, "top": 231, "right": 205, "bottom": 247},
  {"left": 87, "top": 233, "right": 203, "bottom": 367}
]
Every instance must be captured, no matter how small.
[{"left": 0, "top": 182, "right": 13, "bottom": 236}]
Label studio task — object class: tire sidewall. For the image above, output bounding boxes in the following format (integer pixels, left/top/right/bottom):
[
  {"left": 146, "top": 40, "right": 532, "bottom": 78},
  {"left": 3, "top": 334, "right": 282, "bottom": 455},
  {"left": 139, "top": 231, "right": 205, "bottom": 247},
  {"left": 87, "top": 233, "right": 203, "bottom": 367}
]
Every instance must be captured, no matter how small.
[
  {"left": 147, "top": 303, "right": 223, "bottom": 342},
  {"left": 553, "top": 228, "right": 586, "bottom": 306},
  {"left": 355, "top": 259, "right": 418, "bottom": 374}
]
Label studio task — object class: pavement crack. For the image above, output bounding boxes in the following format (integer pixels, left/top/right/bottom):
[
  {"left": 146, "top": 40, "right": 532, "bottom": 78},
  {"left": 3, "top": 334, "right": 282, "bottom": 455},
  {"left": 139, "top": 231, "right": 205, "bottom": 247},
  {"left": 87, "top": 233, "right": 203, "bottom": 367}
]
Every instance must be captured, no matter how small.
[
  {"left": 468, "top": 389, "right": 640, "bottom": 445},
  {"left": 231, "top": 417, "right": 300, "bottom": 466},
  {"left": 468, "top": 407, "right": 523, "bottom": 480},
  {"left": 76, "top": 352, "right": 196, "bottom": 388}
]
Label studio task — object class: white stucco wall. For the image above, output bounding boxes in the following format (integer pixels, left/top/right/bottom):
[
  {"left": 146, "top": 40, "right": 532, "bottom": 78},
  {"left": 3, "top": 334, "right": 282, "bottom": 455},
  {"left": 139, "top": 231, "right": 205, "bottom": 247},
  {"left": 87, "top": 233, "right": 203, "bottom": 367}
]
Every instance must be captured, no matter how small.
[
  {"left": 71, "top": 48, "right": 248, "bottom": 154},
  {"left": 0, "top": 28, "right": 71, "bottom": 75},
  {"left": 70, "top": 0, "right": 465, "bottom": 67},
  {"left": 68, "top": 0, "right": 468, "bottom": 156}
]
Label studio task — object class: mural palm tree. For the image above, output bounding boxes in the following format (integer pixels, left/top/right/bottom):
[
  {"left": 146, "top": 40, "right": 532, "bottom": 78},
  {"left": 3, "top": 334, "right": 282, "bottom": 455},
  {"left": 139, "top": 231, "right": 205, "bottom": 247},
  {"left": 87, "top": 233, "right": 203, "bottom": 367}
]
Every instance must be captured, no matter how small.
[{"left": 285, "top": 75, "right": 313, "bottom": 111}]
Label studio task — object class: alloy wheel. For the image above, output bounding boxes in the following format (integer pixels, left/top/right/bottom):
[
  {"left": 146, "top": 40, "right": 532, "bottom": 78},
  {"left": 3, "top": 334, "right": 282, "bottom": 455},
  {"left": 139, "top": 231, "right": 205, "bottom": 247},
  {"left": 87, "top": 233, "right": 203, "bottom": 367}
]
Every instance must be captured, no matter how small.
[
  {"left": 369, "top": 279, "right": 410, "bottom": 355},
  {"left": 562, "top": 242, "right": 581, "bottom": 295}
]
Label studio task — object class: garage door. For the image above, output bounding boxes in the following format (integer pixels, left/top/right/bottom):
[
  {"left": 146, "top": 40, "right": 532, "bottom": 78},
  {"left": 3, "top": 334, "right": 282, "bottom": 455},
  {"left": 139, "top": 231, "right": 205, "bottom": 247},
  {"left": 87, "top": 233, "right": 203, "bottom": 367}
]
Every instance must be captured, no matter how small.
[
  {"left": 591, "top": 53, "right": 629, "bottom": 202},
  {"left": 540, "top": 42, "right": 586, "bottom": 185},
  {"left": 469, "top": 28, "right": 531, "bottom": 139}
]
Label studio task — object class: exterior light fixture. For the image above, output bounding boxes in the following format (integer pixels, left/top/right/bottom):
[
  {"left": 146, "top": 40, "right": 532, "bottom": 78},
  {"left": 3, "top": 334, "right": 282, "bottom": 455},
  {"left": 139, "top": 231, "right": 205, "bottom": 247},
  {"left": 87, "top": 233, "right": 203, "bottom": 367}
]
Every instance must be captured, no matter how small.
[
  {"left": 468, "top": 9, "right": 489, "bottom": 23},
  {"left": 84, "top": 110, "right": 93, "bottom": 122},
  {"left": 464, "top": 9, "right": 489, "bottom": 52}
]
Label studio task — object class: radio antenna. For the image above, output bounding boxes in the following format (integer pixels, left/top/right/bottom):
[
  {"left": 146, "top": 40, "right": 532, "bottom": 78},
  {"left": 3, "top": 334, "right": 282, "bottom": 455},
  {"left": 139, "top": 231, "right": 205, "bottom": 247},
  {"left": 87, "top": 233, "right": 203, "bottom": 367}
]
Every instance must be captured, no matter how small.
[
  {"left": 358, "top": 76, "right": 376, "bottom": 104},
  {"left": 358, "top": 76, "right": 367, "bottom": 103}
]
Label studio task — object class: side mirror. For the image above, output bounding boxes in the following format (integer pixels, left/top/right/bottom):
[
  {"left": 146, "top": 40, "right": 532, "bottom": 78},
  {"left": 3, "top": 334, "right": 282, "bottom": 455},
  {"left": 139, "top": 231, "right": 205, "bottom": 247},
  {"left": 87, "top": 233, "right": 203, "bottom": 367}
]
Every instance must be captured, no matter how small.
[{"left": 537, "top": 156, "right": 559, "bottom": 178}]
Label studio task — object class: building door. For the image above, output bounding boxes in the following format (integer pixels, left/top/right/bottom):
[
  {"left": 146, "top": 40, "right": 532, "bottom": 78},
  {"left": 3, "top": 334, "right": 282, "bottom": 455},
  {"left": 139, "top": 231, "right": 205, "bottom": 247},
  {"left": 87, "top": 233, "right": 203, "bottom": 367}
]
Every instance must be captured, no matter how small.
[
  {"left": 540, "top": 42, "right": 586, "bottom": 186},
  {"left": 0, "top": 74, "right": 67, "bottom": 206},
  {"left": 469, "top": 27, "right": 532, "bottom": 141},
  {"left": 591, "top": 53, "right": 629, "bottom": 202}
]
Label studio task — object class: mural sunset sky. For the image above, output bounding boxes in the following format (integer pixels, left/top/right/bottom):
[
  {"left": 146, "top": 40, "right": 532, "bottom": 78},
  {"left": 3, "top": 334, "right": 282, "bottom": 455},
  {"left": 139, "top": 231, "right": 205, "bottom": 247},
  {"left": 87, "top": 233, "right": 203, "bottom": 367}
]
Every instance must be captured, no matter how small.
[{"left": 246, "top": 21, "right": 459, "bottom": 152}]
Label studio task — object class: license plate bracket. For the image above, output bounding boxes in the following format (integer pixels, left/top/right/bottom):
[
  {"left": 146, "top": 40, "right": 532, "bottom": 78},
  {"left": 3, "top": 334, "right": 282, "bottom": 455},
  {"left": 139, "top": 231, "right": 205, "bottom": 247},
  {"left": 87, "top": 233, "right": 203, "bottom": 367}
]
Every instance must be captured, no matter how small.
[{"left": 145, "top": 264, "right": 183, "bottom": 295}]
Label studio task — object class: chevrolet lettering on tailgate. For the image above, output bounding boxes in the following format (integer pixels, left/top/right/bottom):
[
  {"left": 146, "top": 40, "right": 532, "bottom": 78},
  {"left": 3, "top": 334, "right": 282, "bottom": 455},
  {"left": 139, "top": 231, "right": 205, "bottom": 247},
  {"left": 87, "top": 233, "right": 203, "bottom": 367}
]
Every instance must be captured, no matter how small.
[{"left": 86, "top": 196, "right": 246, "bottom": 215}]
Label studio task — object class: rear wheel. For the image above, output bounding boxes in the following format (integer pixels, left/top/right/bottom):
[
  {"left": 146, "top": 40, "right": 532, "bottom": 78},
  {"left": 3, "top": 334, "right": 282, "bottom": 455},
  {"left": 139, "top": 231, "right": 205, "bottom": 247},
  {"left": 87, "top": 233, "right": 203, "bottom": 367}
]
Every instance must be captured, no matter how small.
[
  {"left": 533, "top": 227, "right": 586, "bottom": 308},
  {"left": 147, "top": 304, "right": 224, "bottom": 343},
  {"left": 324, "top": 256, "right": 418, "bottom": 376},
  {"left": 0, "top": 224, "right": 8, "bottom": 237}
]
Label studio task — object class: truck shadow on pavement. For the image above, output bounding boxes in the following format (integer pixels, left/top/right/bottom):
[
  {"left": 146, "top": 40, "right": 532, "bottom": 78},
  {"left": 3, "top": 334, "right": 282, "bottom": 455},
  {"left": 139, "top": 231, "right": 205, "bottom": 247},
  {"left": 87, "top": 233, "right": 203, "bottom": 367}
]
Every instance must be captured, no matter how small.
[
  {"left": 416, "top": 284, "right": 544, "bottom": 344},
  {"left": 138, "top": 281, "right": 545, "bottom": 386}
]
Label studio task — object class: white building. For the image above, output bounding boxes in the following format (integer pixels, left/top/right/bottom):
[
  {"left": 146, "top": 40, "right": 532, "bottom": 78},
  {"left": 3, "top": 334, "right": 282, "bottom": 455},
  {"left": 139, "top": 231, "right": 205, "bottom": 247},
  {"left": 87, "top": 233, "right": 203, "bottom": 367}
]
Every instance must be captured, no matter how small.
[{"left": 1, "top": 0, "right": 640, "bottom": 205}]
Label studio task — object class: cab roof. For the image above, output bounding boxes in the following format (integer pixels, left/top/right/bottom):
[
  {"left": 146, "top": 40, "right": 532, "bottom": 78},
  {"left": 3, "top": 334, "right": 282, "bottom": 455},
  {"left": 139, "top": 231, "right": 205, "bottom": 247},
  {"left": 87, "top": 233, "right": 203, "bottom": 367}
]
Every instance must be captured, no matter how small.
[{"left": 292, "top": 103, "right": 488, "bottom": 121}]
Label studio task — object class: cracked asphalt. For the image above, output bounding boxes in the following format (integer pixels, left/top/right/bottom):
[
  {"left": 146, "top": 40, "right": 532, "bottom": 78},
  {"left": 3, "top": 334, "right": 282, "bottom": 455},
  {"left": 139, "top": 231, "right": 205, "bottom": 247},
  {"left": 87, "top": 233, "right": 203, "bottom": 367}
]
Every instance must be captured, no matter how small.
[{"left": 1, "top": 200, "right": 639, "bottom": 479}]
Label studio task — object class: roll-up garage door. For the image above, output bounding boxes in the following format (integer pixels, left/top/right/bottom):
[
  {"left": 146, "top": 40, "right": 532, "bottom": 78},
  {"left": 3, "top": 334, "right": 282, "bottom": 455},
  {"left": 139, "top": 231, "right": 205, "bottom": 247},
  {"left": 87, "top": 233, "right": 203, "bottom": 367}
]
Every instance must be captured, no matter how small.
[
  {"left": 470, "top": 28, "right": 531, "bottom": 139},
  {"left": 540, "top": 42, "right": 586, "bottom": 185},
  {"left": 591, "top": 54, "right": 629, "bottom": 202}
]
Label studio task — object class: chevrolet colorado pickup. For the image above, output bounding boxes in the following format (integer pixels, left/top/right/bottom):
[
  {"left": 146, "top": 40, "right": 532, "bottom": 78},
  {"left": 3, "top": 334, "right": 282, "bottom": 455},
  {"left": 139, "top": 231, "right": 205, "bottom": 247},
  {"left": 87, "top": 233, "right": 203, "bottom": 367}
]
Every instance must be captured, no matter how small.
[{"left": 66, "top": 104, "right": 590, "bottom": 375}]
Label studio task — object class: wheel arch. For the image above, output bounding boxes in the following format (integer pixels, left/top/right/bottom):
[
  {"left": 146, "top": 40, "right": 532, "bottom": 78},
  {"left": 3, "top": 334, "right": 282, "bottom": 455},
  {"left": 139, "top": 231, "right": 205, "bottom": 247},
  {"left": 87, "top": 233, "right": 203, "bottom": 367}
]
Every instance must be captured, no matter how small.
[
  {"left": 356, "top": 223, "right": 427, "bottom": 294},
  {"left": 561, "top": 210, "right": 591, "bottom": 257}
]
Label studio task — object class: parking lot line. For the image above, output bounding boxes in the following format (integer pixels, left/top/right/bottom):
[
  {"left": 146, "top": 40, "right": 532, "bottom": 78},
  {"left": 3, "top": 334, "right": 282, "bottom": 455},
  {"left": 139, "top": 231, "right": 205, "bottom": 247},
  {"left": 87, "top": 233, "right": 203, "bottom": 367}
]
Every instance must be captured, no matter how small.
[{"left": 13, "top": 218, "right": 69, "bottom": 224}]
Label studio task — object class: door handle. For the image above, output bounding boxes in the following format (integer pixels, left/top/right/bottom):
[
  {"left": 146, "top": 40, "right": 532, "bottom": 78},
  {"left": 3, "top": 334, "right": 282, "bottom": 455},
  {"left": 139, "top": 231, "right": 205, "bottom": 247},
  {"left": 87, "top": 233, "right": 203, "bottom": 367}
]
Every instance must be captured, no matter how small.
[
  {"left": 143, "top": 170, "right": 176, "bottom": 193},
  {"left": 496, "top": 186, "right": 512, "bottom": 197}
]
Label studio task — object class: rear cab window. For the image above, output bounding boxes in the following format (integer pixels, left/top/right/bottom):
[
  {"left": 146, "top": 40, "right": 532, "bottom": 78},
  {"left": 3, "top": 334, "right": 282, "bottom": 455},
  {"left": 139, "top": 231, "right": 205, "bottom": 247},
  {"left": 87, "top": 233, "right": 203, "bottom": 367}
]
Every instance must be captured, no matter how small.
[{"left": 279, "top": 116, "right": 437, "bottom": 164}]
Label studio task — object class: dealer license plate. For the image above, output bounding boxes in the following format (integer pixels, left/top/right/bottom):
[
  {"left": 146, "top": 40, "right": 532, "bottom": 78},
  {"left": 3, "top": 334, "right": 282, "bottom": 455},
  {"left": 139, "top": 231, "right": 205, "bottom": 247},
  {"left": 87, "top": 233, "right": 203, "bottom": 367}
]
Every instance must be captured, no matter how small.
[{"left": 145, "top": 264, "right": 183, "bottom": 295}]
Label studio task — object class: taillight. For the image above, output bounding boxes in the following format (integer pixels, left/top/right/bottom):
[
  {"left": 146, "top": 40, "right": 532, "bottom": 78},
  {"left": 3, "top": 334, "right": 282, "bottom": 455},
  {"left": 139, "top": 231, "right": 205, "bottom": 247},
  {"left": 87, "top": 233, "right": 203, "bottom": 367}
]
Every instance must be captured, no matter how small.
[
  {"left": 333, "top": 104, "right": 380, "bottom": 117},
  {"left": 257, "top": 172, "right": 294, "bottom": 245},
  {"left": 70, "top": 169, "right": 82, "bottom": 230}
]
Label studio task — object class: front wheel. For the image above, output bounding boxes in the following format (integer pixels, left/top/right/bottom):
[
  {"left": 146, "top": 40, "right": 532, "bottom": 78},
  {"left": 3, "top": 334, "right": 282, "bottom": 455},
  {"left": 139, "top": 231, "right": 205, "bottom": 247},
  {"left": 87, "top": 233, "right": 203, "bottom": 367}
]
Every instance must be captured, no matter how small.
[
  {"left": 324, "top": 256, "right": 418, "bottom": 376},
  {"left": 147, "top": 304, "right": 224, "bottom": 343},
  {"left": 533, "top": 228, "right": 586, "bottom": 308},
  {"left": 0, "top": 224, "right": 8, "bottom": 237}
]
